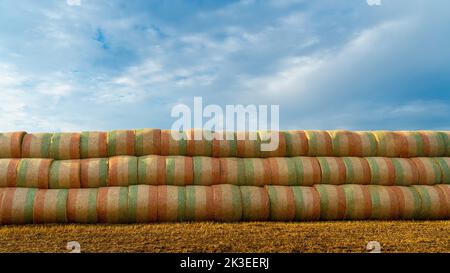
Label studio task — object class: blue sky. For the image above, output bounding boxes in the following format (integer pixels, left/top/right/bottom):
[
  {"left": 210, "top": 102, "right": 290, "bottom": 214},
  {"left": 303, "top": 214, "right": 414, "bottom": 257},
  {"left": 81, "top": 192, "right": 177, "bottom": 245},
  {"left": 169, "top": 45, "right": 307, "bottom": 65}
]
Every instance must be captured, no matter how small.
[{"left": 0, "top": 0, "right": 449, "bottom": 132}]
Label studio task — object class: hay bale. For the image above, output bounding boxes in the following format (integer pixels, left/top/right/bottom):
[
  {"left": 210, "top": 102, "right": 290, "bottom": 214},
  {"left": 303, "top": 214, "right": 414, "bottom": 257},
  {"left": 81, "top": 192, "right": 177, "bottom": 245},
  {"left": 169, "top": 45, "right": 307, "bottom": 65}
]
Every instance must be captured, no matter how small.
[
  {"left": 367, "top": 157, "right": 418, "bottom": 186},
  {"left": 80, "top": 131, "right": 108, "bottom": 158},
  {"left": 236, "top": 131, "right": 261, "bottom": 158},
  {"left": 219, "top": 157, "right": 245, "bottom": 185},
  {"left": 305, "top": 130, "right": 332, "bottom": 156},
  {"left": 443, "top": 131, "right": 450, "bottom": 156},
  {"left": 435, "top": 185, "right": 450, "bottom": 217},
  {"left": 80, "top": 158, "right": 108, "bottom": 188},
  {"left": 157, "top": 185, "right": 186, "bottom": 222},
  {"left": 0, "top": 131, "right": 25, "bottom": 158},
  {"left": 240, "top": 186, "right": 269, "bottom": 221},
  {"left": 165, "top": 156, "right": 193, "bottom": 186},
  {"left": 21, "top": 133, "right": 52, "bottom": 158},
  {"left": 368, "top": 185, "right": 399, "bottom": 219},
  {"left": 17, "top": 159, "right": 52, "bottom": 188},
  {"left": 161, "top": 130, "right": 188, "bottom": 156},
  {"left": 390, "top": 186, "right": 421, "bottom": 219},
  {"left": 128, "top": 185, "right": 157, "bottom": 223},
  {"left": 108, "top": 156, "right": 138, "bottom": 187},
  {"left": 259, "top": 131, "right": 286, "bottom": 157},
  {"left": 415, "top": 131, "right": 447, "bottom": 157},
  {"left": 391, "top": 158, "right": 419, "bottom": 185},
  {"left": 49, "top": 133, "right": 80, "bottom": 160},
  {"left": 342, "top": 157, "right": 371, "bottom": 184},
  {"left": 434, "top": 157, "right": 450, "bottom": 184},
  {"left": 97, "top": 187, "right": 128, "bottom": 223},
  {"left": 269, "top": 157, "right": 297, "bottom": 186},
  {"left": 67, "top": 188, "right": 98, "bottom": 223},
  {"left": 374, "top": 131, "right": 408, "bottom": 157},
  {"left": 411, "top": 185, "right": 447, "bottom": 219},
  {"left": 137, "top": 155, "right": 165, "bottom": 185},
  {"left": 314, "top": 184, "right": 346, "bottom": 220},
  {"left": 284, "top": 130, "right": 308, "bottom": 156},
  {"left": 212, "top": 131, "right": 237, "bottom": 157},
  {"left": 135, "top": 128, "right": 161, "bottom": 156},
  {"left": 193, "top": 156, "right": 220, "bottom": 186},
  {"left": 411, "top": 157, "right": 442, "bottom": 185},
  {"left": 265, "top": 185, "right": 295, "bottom": 221},
  {"left": 186, "top": 129, "right": 213, "bottom": 156},
  {"left": 292, "top": 157, "right": 321, "bottom": 186},
  {"left": 317, "top": 157, "right": 346, "bottom": 185},
  {"left": 49, "top": 160, "right": 80, "bottom": 189},
  {"left": 329, "top": 130, "right": 378, "bottom": 157},
  {"left": 0, "top": 159, "right": 19, "bottom": 187},
  {"left": 212, "top": 184, "right": 242, "bottom": 221},
  {"left": 185, "top": 185, "right": 214, "bottom": 221},
  {"left": 291, "top": 186, "right": 321, "bottom": 221},
  {"left": 33, "top": 189, "right": 68, "bottom": 223},
  {"left": 243, "top": 158, "right": 271, "bottom": 186},
  {"left": 107, "top": 130, "right": 135, "bottom": 156},
  {"left": 0, "top": 188, "right": 37, "bottom": 224},
  {"left": 341, "top": 185, "right": 372, "bottom": 220}
]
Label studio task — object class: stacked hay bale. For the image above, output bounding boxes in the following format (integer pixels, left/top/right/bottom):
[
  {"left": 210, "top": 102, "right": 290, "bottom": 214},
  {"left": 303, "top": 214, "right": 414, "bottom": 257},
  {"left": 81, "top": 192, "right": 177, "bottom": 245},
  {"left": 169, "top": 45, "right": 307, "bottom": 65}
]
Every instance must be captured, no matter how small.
[
  {"left": 128, "top": 185, "right": 157, "bottom": 223},
  {"left": 67, "top": 188, "right": 98, "bottom": 223},
  {"left": 33, "top": 189, "right": 68, "bottom": 223},
  {"left": 21, "top": 133, "right": 53, "bottom": 158},
  {"left": 97, "top": 187, "right": 128, "bottom": 223},
  {"left": 0, "top": 132, "right": 25, "bottom": 158},
  {"left": 80, "top": 131, "right": 108, "bottom": 158}
]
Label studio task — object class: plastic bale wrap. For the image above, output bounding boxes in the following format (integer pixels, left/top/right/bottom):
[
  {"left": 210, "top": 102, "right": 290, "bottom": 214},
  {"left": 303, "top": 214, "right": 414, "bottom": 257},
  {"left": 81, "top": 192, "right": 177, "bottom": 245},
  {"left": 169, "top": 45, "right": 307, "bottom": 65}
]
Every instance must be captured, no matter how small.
[
  {"left": 367, "top": 157, "right": 418, "bottom": 186},
  {"left": 284, "top": 130, "right": 308, "bottom": 156},
  {"left": 80, "top": 158, "right": 108, "bottom": 188},
  {"left": 292, "top": 157, "right": 321, "bottom": 186},
  {"left": 219, "top": 158, "right": 245, "bottom": 185},
  {"left": 21, "top": 133, "right": 52, "bottom": 158},
  {"left": 49, "top": 160, "right": 80, "bottom": 189},
  {"left": 443, "top": 131, "right": 450, "bottom": 156},
  {"left": 342, "top": 157, "right": 371, "bottom": 185},
  {"left": 391, "top": 158, "right": 419, "bottom": 185},
  {"left": 165, "top": 156, "right": 193, "bottom": 186},
  {"left": 17, "top": 159, "right": 52, "bottom": 188},
  {"left": 411, "top": 157, "right": 442, "bottom": 185},
  {"left": 236, "top": 131, "right": 261, "bottom": 158},
  {"left": 390, "top": 186, "right": 421, "bottom": 219},
  {"left": 368, "top": 185, "right": 399, "bottom": 220},
  {"left": 193, "top": 156, "right": 220, "bottom": 186},
  {"left": 341, "top": 185, "right": 372, "bottom": 220},
  {"left": 317, "top": 157, "right": 346, "bottom": 185},
  {"left": 80, "top": 131, "right": 108, "bottom": 158},
  {"left": 97, "top": 187, "right": 128, "bottom": 223},
  {"left": 292, "top": 186, "right": 321, "bottom": 221},
  {"left": 212, "top": 131, "right": 237, "bottom": 157},
  {"left": 434, "top": 157, "right": 450, "bottom": 184},
  {"left": 108, "top": 156, "right": 138, "bottom": 187},
  {"left": 107, "top": 130, "right": 135, "bottom": 156},
  {"left": 67, "top": 188, "right": 98, "bottom": 223},
  {"left": 259, "top": 131, "right": 286, "bottom": 158},
  {"left": 314, "top": 184, "right": 346, "bottom": 220},
  {"left": 269, "top": 157, "right": 297, "bottom": 186},
  {"left": 33, "top": 189, "right": 68, "bottom": 223},
  {"left": 411, "top": 185, "right": 447, "bottom": 219},
  {"left": 305, "top": 130, "right": 333, "bottom": 156},
  {"left": 161, "top": 130, "right": 188, "bottom": 156},
  {"left": 157, "top": 185, "right": 186, "bottom": 222},
  {"left": 0, "top": 188, "right": 37, "bottom": 224},
  {"left": 243, "top": 158, "right": 271, "bottom": 186},
  {"left": 135, "top": 128, "right": 161, "bottom": 156},
  {"left": 128, "top": 185, "right": 157, "bottom": 223},
  {"left": 0, "top": 131, "right": 25, "bottom": 158},
  {"left": 330, "top": 130, "right": 378, "bottom": 157},
  {"left": 265, "top": 185, "right": 295, "bottom": 221},
  {"left": 240, "top": 186, "right": 269, "bottom": 221},
  {"left": 185, "top": 185, "right": 214, "bottom": 221},
  {"left": 435, "top": 185, "right": 450, "bottom": 217},
  {"left": 0, "top": 159, "right": 19, "bottom": 187},
  {"left": 137, "top": 155, "right": 165, "bottom": 185},
  {"left": 412, "top": 131, "right": 447, "bottom": 157},
  {"left": 186, "top": 129, "right": 213, "bottom": 156},
  {"left": 49, "top": 133, "right": 80, "bottom": 160},
  {"left": 212, "top": 184, "right": 242, "bottom": 222}
]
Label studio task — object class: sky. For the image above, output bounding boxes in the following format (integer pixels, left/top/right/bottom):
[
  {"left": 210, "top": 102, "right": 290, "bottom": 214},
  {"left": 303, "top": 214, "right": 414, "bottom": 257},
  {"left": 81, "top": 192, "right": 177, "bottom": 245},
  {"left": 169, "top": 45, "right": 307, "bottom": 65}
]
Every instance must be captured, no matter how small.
[{"left": 0, "top": 0, "right": 449, "bottom": 132}]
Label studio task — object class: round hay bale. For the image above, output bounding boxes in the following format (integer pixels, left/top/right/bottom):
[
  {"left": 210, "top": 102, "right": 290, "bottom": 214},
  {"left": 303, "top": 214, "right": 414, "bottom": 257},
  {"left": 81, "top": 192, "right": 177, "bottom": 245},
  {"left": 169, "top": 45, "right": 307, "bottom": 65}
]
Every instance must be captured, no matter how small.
[
  {"left": 80, "top": 158, "right": 108, "bottom": 188},
  {"left": 443, "top": 131, "right": 450, "bottom": 156},
  {"left": 366, "top": 157, "right": 396, "bottom": 185},
  {"left": 219, "top": 157, "right": 245, "bottom": 185},
  {"left": 374, "top": 131, "right": 408, "bottom": 157},
  {"left": 157, "top": 185, "right": 186, "bottom": 222},
  {"left": 390, "top": 186, "right": 421, "bottom": 219},
  {"left": 165, "top": 156, "right": 193, "bottom": 186},
  {"left": 17, "top": 159, "right": 52, "bottom": 188},
  {"left": 137, "top": 155, "right": 165, "bottom": 185},
  {"left": 259, "top": 131, "right": 286, "bottom": 158},
  {"left": 342, "top": 157, "right": 371, "bottom": 184},
  {"left": 0, "top": 159, "right": 19, "bottom": 187},
  {"left": 128, "top": 185, "right": 157, "bottom": 223},
  {"left": 341, "top": 185, "right": 372, "bottom": 220},
  {"left": 49, "top": 133, "right": 80, "bottom": 160},
  {"left": 0, "top": 131, "right": 25, "bottom": 158},
  {"left": 305, "top": 130, "right": 332, "bottom": 156},
  {"left": 21, "top": 133, "right": 52, "bottom": 158},
  {"left": 67, "top": 188, "right": 98, "bottom": 223},
  {"left": 212, "top": 184, "right": 242, "bottom": 221},
  {"left": 97, "top": 187, "right": 128, "bottom": 223},
  {"left": 269, "top": 157, "right": 297, "bottom": 186},
  {"left": 49, "top": 160, "right": 80, "bottom": 189},
  {"left": 329, "top": 130, "right": 378, "bottom": 157},
  {"left": 108, "top": 156, "right": 138, "bottom": 187},
  {"left": 135, "top": 128, "right": 161, "bottom": 156},
  {"left": 368, "top": 185, "right": 399, "bottom": 219},
  {"left": 435, "top": 184, "right": 450, "bottom": 217},
  {"left": 434, "top": 157, "right": 450, "bottom": 184},
  {"left": 292, "top": 157, "right": 321, "bottom": 186},
  {"left": 80, "top": 131, "right": 108, "bottom": 158},
  {"left": 107, "top": 130, "right": 135, "bottom": 156},
  {"left": 411, "top": 185, "right": 447, "bottom": 219},
  {"left": 314, "top": 184, "right": 346, "bottom": 220},
  {"left": 284, "top": 130, "right": 308, "bottom": 156},
  {"left": 212, "top": 131, "right": 237, "bottom": 157},
  {"left": 186, "top": 129, "right": 213, "bottom": 157},
  {"left": 415, "top": 131, "right": 447, "bottom": 157},
  {"left": 291, "top": 186, "right": 321, "bottom": 221},
  {"left": 185, "top": 185, "right": 214, "bottom": 221},
  {"left": 161, "top": 130, "right": 188, "bottom": 156},
  {"left": 240, "top": 186, "right": 269, "bottom": 221},
  {"left": 0, "top": 188, "right": 37, "bottom": 224},
  {"left": 33, "top": 189, "right": 68, "bottom": 223},
  {"left": 391, "top": 158, "right": 419, "bottom": 185},
  {"left": 317, "top": 157, "right": 346, "bottom": 185},
  {"left": 243, "top": 158, "right": 271, "bottom": 186},
  {"left": 236, "top": 131, "right": 261, "bottom": 158},
  {"left": 265, "top": 185, "right": 295, "bottom": 221},
  {"left": 411, "top": 157, "right": 442, "bottom": 185},
  {"left": 193, "top": 156, "right": 220, "bottom": 186}
]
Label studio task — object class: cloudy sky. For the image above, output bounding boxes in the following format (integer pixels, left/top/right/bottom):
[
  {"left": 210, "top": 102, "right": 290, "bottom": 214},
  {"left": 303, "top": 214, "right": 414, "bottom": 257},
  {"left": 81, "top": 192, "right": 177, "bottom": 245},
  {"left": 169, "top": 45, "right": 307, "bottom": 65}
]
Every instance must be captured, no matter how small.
[{"left": 0, "top": 0, "right": 449, "bottom": 132}]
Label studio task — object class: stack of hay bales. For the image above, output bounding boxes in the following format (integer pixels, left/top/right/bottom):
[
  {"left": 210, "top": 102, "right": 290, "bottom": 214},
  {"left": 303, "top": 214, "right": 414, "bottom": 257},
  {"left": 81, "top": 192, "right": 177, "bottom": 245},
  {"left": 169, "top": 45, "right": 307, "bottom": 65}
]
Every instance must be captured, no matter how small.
[{"left": 0, "top": 129, "right": 449, "bottom": 224}]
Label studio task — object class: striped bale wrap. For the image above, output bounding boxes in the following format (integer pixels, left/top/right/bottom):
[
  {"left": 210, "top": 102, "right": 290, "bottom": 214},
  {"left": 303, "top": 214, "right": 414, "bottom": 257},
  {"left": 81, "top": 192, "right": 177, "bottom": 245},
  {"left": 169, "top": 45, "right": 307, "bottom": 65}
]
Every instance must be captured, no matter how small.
[
  {"left": 317, "top": 157, "right": 346, "bottom": 185},
  {"left": 259, "top": 131, "right": 286, "bottom": 158},
  {"left": 33, "top": 189, "right": 68, "bottom": 223},
  {"left": 186, "top": 129, "right": 213, "bottom": 156},
  {"left": 367, "top": 157, "right": 418, "bottom": 186},
  {"left": 375, "top": 131, "right": 409, "bottom": 157},
  {"left": 97, "top": 187, "right": 128, "bottom": 223},
  {"left": 135, "top": 128, "right": 161, "bottom": 156},
  {"left": 284, "top": 130, "right": 308, "bottom": 156},
  {"left": 390, "top": 186, "right": 421, "bottom": 219},
  {"left": 157, "top": 185, "right": 186, "bottom": 222},
  {"left": 240, "top": 186, "right": 269, "bottom": 221},
  {"left": 21, "top": 133, "right": 52, "bottom": 158},
  {"left": 219, "top": 158, "right": 245, "bottom": 185},
  {"left": 107, "top": 130, "right": 135, "bottom": 156},
  {"left": 80, "top": 158, "right": 108, "bottom": 188},
  {"left": 435, "top": 185, "right": 450, "bottom": 217},
  {"left": 17, "top": 159, "right": 52, "bottom": 188},
  {"left": 0, "top": 159, "right": 19, "bottom": 187},
  {"left": 185, "top": 185, "right": 214, "bottom": 221},
  {"left": 341, "top": 185, "right": 372, "bottom": 220},
  {"left": 137, "top": 155, "right": 166, "bottom": 185},
  {"left": 411, "top": 131, "right": 447, "bottom": 157},
  {"left": 108, "top": 156, "right": 138, "bottom": 187},
  {"left": 49, "top": 133, "right": 80, "bottom": 160},
  {"left": 443, "top": 132, "right": 450, "bottom": 156},
  {"left": 67, "top": 188, "right": 98, "bottom": 223},
  {"left": 49, "top": 160, "right": 80, "bottom": 189},
  {"left": 291, "top": 186, "right": 321, "bottom": 221},
  {"left": 0, "top": 188, "right": 37, "bottom": 224},
  {"left": 128, "top": 185, "right": 158, "bottom": 223},
  {"left": 212, "top": 184, "right": 242, "bottom": 222},
  {"left": 305, "top": 131, "right": 332, "bottom": 156},
  {"left": 236, "top": 131, "right": 261, "bottom": 158},
  {"left": 269, "top": 157, "right": 297, "bottom": 186},
  {"left": 292, "top": 157, "right": 321, "bottom": 186},
  {"left": 165, "top": 156, "right": 193, "bottom": 186},
  {"left": 342, "top": 157, "right": 371, "bottom": 184},
  {"left": 434, "top": 157, "right": 450, "bottom": 184},
  {"left": 391, "top": 158, "right": 419, "bottom": 185},
  {"left": 80, "top": 131, "right": 108, "bottom": 158},
  {"left": 411, "top": 185, "right": 447, "bottom": 219},
  {"left": 368, "top": 185, "right": 399, "bottom": 219},
  {"left": 0, "top": 132, "right": 25, "bottom": 158},
  {"left": 314, "top": 184, "right": 346, "bottom": 220},
  {"left": 212, "top": 131, "right": 237, "bottom": 157},
  {"left": 330, "top": 130, "right": 378, "bottom": 157},
  {"left": 243, "top": 158, "right": 271, "bottom": 186},
  {"left": 411, "top": 157, "right": 442, "bottom": 185},
  {"left": 161, "top": 130, "right": 188, "bottom": 156},
  {"left": 193, "top": 157, "right": 220, "bottom": 186},
  {"left": 266, "top": 185, "right": 295, "bottom": 221}
]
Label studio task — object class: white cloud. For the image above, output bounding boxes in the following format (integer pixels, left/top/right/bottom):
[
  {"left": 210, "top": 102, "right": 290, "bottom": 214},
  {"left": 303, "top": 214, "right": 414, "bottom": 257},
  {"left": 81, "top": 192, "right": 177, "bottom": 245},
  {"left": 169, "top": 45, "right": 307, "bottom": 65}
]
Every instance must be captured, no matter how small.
[{"left": 66, "top": 0, "right": 81, "bottom": 6}]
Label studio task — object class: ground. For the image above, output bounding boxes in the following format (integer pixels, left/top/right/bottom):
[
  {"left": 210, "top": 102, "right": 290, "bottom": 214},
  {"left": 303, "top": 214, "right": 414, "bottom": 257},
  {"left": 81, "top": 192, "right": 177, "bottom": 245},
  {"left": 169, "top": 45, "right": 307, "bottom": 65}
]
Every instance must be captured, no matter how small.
[{"left": 0, "top": 221, "right": 449, "bottom": 253}]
